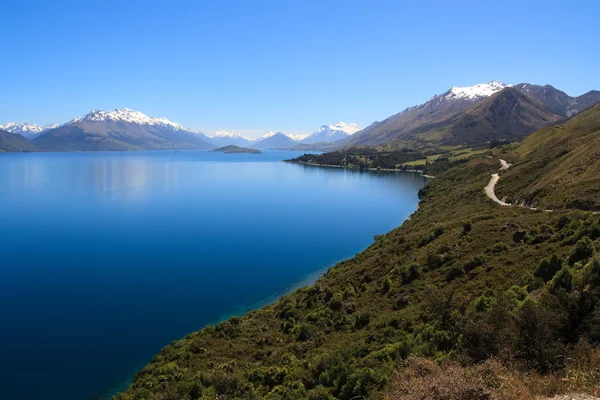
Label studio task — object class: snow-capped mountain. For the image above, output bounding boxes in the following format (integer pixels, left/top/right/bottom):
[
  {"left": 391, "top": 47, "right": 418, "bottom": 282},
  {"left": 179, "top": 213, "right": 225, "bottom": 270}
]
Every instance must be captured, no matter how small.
[
  {"left": 440, "top": 80, "right": 511, "bottom": 101},
  {"left": 0, "top": 122, "right": 59, "bottom": 139},
  {"left": 256, "top": 130, "right": 277, "bottom": 141},
  {"left": 34, "top": 108, "right": 214, "bottom": 151},
  {"left": 344, "top": 80, "right": 569, "bottom": 148},
  {"left": 70, "top": 108, "right": 199, "bottom": 133},
  {"left": 301, "top": 122, "right": 362, "bottom": 144},
  {"left": 287, "top": 133, "right": 311, "bottom": 142},
  {"left": 211, "top": 130, "right": 250, "bottom": 140},
  {"left": 209, "top": 130, "right": 253, "bottom": 147}
]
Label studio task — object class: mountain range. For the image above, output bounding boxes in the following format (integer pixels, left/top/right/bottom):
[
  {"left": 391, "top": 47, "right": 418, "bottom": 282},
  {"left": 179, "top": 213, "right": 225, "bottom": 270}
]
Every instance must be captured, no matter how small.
[
  {"left": 0, "top": 122, "right": 59, "bottom": 139},
  {"left": 209, "top": 131, "right": 253, "bottom": 147},
  {"left": 32, "top": 109, "right": 214, "bottom": 151},
  {"left": 1, "top": 81, "right": 598, "bottom": 152},
  {"left": 206, "top": 123, "right": 363, "bottom": 149},
  {"left": 342, "top": 81, "right": 600, "bottom": 148},
  {"left": 0, "top": 108, "right": 363, "bottom": 152}
]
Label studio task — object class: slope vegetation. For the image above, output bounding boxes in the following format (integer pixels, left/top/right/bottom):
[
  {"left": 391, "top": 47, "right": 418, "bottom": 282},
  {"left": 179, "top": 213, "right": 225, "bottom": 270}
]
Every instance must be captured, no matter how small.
[
  {"left": 116, "top": 110, "right": 600, "bottom": 400},
  {"left": 497, "top": 103, "right": 600, "bottom": 210}
]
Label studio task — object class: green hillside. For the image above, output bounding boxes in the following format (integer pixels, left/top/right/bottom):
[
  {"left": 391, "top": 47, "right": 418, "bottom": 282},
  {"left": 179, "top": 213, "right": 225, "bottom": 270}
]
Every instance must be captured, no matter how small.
[
  {"left": 116, "top": 109, "right": 600, "bottom": 400},
  {"left": 497, "top": 103, "right": 600, "bottom": 210}
]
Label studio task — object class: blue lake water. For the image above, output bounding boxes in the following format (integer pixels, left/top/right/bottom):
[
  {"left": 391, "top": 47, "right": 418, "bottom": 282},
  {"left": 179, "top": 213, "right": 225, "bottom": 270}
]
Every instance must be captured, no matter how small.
[{"left": 0, "top": 150, "right": 427, "bottom": 400}]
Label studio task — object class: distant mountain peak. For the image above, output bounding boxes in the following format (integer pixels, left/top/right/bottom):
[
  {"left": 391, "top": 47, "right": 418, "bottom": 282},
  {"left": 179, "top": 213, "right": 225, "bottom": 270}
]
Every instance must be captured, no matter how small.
[
  {"left": 445, "top": 80, "right": 512, "bottom": 101},
  {"left": 317, "top": 122, "right": 361, "bottom": 136},
  {"left": 258, "top": 130, "right": 277, "bottom": 140},
  {"left": 300, "top": 121, "right": 362, "bottom": 144},
  {"left": 35, "top": 108, "right": 213, "bottom": 151},
  {"left": 210, "top": 130, "right": 250, "bottom": 140},
  {"left": 251, "top": 131, "right": 298, "bottom": 149},
  {"left": 72, "top": 108, "right": 192, "bottom": 132},
  {"left": 0, "top": 121, "right": 59, "bottom": 138},
  {"left": 288, "top": 133, "right": 311, "bottom": 141}
]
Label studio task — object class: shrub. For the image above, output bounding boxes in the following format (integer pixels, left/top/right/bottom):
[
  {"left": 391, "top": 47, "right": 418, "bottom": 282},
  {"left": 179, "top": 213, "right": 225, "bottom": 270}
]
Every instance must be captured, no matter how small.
[
  {"left": 490, "top": 242, "right": 508, "bottom": 254},
  {"left": 426, "top": 253, "right": 444, "bottom": 269},
  {"left": 329, "top": 292, "right": 343, "bottom": 311},
  {"left": 462, "top": 220, "right": 472, "bottom": 235},
  {"left": 418, "top": 234, "right": 435, "bottom": 247},
  {"left": 343, "top": 284, "right": 356, "bottom": 299},
  {"left": 341, "top": 367, "right": 385, "bottom": 399},
  {"left": 549, "top": 266, "right": 574, "bottom": 293},
  {"left": 535, "top": 253, "right": 564, "bottom": 282},
  {"left": 515, "top": 298, "right": 567, "bottom": 372},
  {"left": 569, "top": 237, "right": 595, "bottom": 265},
  {"left": 382, "top": 275, "right": 392, "bottom": 294},
  {"left": 308, "top": 386, "right": 335, "bottom": 400},
  {"left": 395, "top": 295, "right": 409, "bottom": 310},
  {"left": 464, "top": 255, "right": 485, "bottom": 272},
  {"left": 294, "top": 323, "right": 317, "bottom": 342},
  {"left": 355, "top": 312, "right": 371, "bottom": 329},
  {"left": 522, "top": 271, "right": 545, "bottom": 292},
  {"left": 400, "top": 263, "right": 420, "bottom": 284},
  {"left": 556, "top": 215, "right": 572, "bottom": 230},
  {"left": 446, "top": 265, "right": 465, "bottom": 282}
]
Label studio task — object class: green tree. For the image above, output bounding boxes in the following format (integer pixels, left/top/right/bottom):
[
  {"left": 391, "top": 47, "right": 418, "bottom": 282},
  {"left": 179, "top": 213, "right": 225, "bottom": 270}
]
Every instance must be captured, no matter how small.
[
  {"left": 535, "top": 253, "right": 564, "bottom": 282},
  {"left": 569, "top": 237, "right": 595, "bottom": 265}
]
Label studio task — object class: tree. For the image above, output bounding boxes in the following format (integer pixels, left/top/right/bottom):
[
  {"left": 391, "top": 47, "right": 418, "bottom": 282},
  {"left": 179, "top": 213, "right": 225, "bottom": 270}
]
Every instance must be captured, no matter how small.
[
  {"left": 569, "top": 237, "right": 595, "bottom": 265},
  {"left": 535, "top": 253, "right": 564, "bottom": 282}
]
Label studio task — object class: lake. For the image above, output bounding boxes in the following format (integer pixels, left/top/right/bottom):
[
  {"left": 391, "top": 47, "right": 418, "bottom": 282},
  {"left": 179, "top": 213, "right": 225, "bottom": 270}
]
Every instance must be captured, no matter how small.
[{"left": 0, "top": 150, "right": 427, "bottom": 400}]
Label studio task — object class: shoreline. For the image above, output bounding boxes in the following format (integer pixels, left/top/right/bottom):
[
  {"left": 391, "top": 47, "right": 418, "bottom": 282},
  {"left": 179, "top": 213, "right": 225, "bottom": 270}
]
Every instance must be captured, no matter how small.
[
  {"left": 104, "top": 160, "right": 427, "bottom": 399},
  {"left": 102, "top": 162, "right": 426, "bottom": 399},
  {"left": 285, "top": 160, "right": 435, "bottom": 178},
  {"left": 101, "top": 252, "right": 384, "bottom": 399}
]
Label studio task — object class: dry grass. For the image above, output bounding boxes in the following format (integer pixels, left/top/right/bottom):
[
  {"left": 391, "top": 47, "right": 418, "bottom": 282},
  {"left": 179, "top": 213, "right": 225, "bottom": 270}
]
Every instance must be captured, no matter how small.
[{"left": 385, "top": 345, "right": 600, "bottom": 400}]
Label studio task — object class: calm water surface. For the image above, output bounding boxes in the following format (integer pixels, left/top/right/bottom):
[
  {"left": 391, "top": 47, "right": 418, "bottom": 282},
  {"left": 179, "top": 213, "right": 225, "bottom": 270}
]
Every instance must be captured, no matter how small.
[{"left": 0, "top": 150, "right": 427, "bottom": 400}]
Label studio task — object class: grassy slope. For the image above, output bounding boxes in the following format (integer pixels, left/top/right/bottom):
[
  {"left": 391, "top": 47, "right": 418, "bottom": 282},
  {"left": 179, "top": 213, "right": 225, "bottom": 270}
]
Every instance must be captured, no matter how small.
[
  {"left": 497, "top": 103, "right": 600, "bottom": 210},
  {"left": 116, "top": 110, "right": 600, "bottom": 400}
]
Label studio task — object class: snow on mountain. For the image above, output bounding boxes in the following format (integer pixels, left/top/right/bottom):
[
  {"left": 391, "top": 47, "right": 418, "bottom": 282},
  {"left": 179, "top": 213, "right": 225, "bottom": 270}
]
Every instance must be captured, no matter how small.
[
  {"left": 210, "top": 130, "right": 251, "bottom": 140},
  {"left": 71, "top": 108, "right": 196, "bottom": 133},
  {"left": 34, "top": 108, "right": 214, "bottom": 151},
  {"left": 209, "top": 130, "right": 253, "bottom": 147},
  {"left": 287, "top": 133, "right": 311, "bottom": 141},
  {"left": 301, "top": 122, "right": 362, "bottom": 144},
  {"left": 327, "top": 122, "right": 361, "bottom": 135},
  {"left": 257, "top": 130, "right": 277, "bottom": 140},
  {"left": 443, "top": 80, "right": 512, "bottom": 101},
  {"left": 0, "top": 122, "right": 59, "bottom": 138}
]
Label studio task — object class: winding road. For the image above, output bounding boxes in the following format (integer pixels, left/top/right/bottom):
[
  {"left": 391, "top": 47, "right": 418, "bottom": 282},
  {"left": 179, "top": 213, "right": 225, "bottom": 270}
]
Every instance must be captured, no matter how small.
[{"left": 485, "top": 159, "right": 511, "bottom": 206}]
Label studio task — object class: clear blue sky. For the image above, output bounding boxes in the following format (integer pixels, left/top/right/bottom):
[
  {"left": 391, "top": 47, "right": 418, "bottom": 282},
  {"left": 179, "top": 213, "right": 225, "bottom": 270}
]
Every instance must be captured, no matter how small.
[{"left": 2, "top": 0, "right": 599, "bottom": 138}]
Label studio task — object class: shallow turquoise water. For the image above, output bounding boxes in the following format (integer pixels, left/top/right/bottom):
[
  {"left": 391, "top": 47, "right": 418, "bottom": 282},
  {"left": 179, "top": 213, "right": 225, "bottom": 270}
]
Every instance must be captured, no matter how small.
[{"left": 0, "top": 150, "right": 427, "bottom": 399}]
